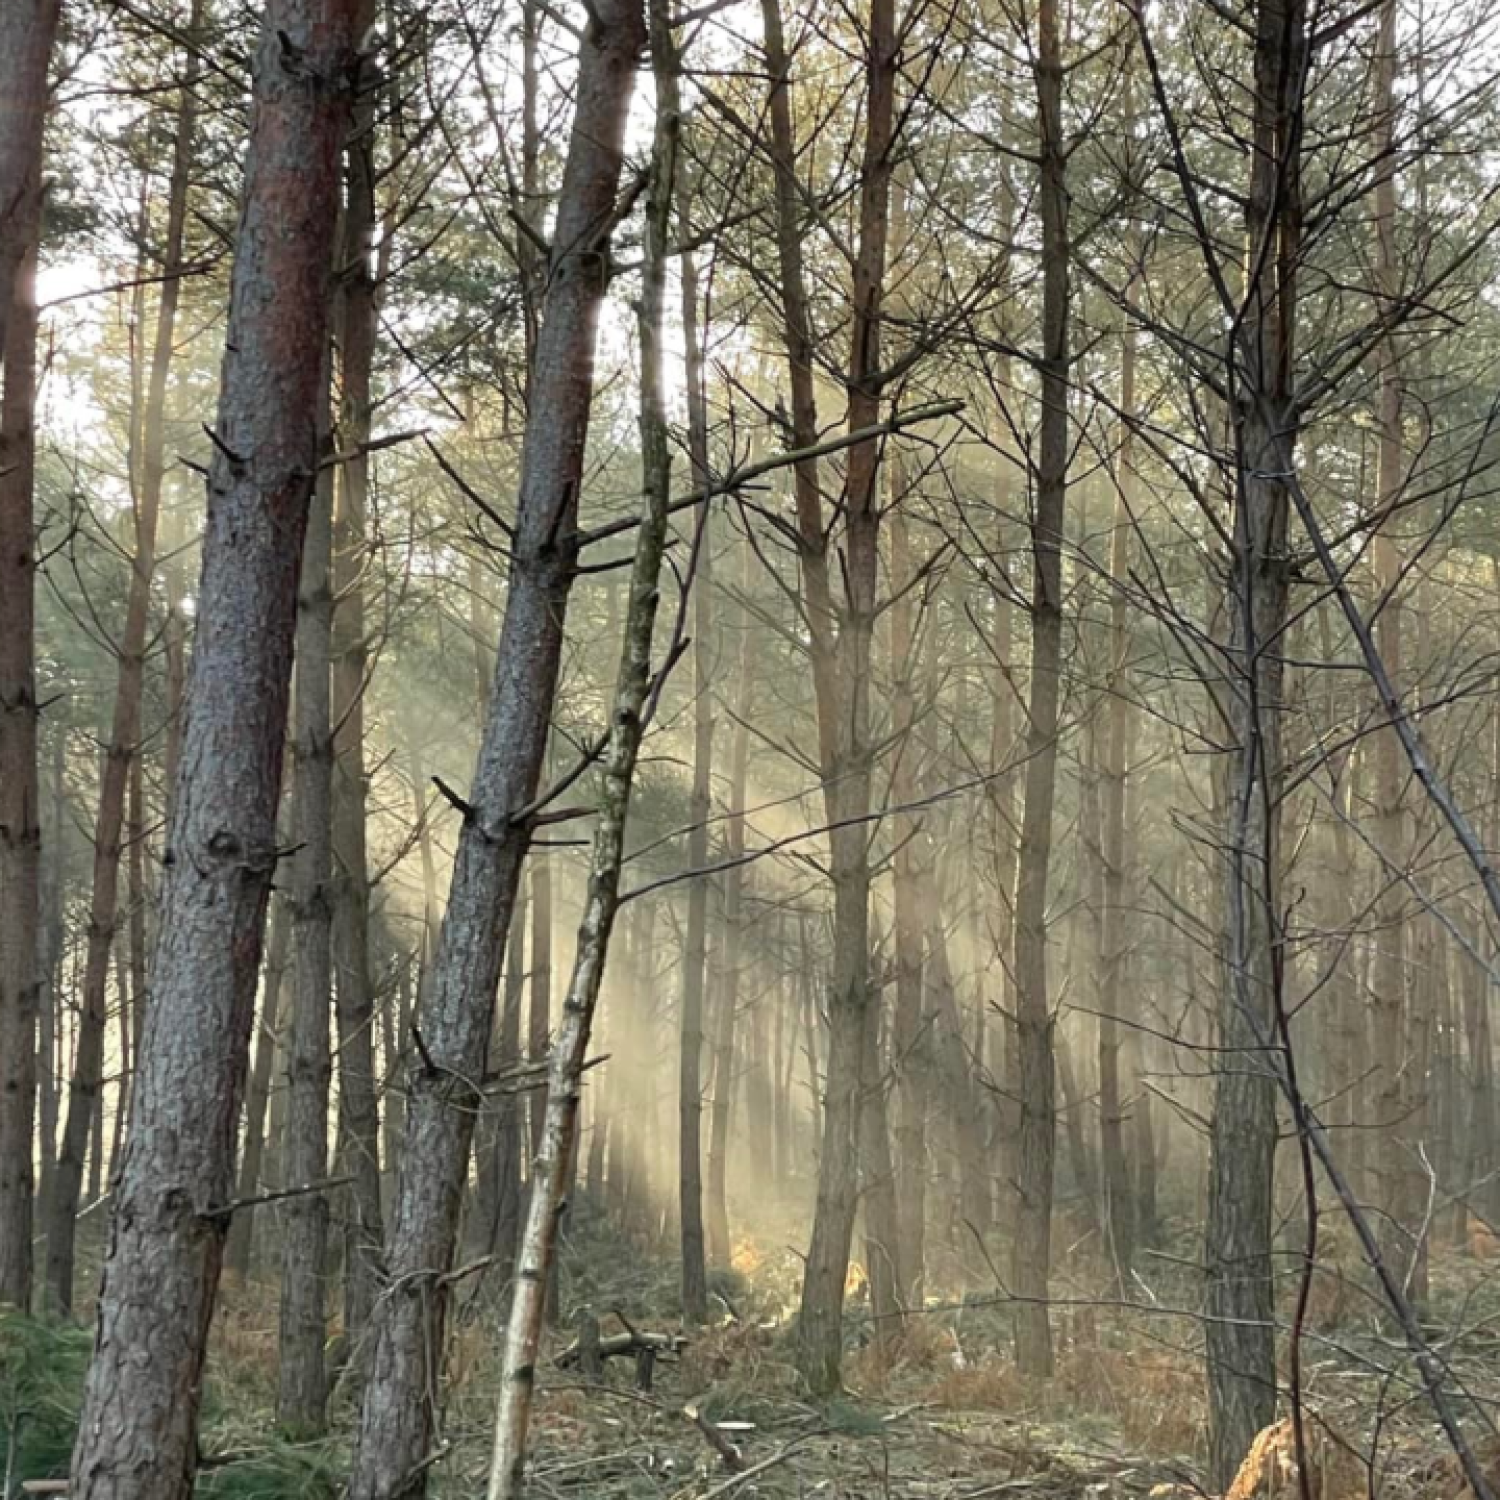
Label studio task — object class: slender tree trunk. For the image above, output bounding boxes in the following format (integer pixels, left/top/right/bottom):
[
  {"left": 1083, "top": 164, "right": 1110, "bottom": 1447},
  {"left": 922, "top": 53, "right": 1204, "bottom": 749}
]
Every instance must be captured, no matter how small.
[
  {"left": 346, "top": 5, "right": 642, "bottom": 1489},
  {"left": 36, "top": 731, "right": 66, "bottom": 1233},
  {"left": 760, "top": 0, "right": 902, "bottom": 1390},
  {"left": 487, "top": 32, "right": 675, "bottom": 1484},
  {"left": 0, "top": 173, "right": 43, "bottom": 1312},
  {"left": 126, "top": 753, "right": 148, "bottom": 1114},
  {"left": 331, "top": 17, "right": 387, "bottom": 1350},
  {"left": 676, "top": 208, "right": 714, "bottom": 1323},
  {"left": 1098, "top": 282, "right": 1139, "bottom": 1285},
  {"left": 1204, "top": 0, "right": 1304, "bottom": 1481},
  {"left": 225, "top": 900, "right": 290, "bottom": 1281},
  {"left": 107, "top": 941, "right": 131, "bottom": 1189},
  {"left": 528, "top": 853, "right": 553, "bottom": 1162},
  {"left": 1461, "top": 909, "right": 1495, "bottom": 1227},
  {"left": 69, "top": 0, "right": 357, "bottom": 1483},
  {"left": 1010, "top": 0, "right": 1069, "bottom": 1374},
  {"left": 890, "top": 503, "right": 929, "bottom": 1307},
  {"left": 277, "top": 448, "right": 336, "bottom": 1438},
  {"left": 45, "top": 52, "right": 199, "bottom": 1312},
  {"left": 490, "top": 888, "right": 528, "bottom": 1285},
  {"left": 0, "top": 0, "right": 60, "bottom": 368},
  {"left": 706, "top": 545, "right": 753, "bottom": 1267},
  {"left": 1055, "top": 1028, "right": 1095, "bottom": 1223},
  {"left": 1368, "top": 0, "right": 1423, "bottom": 1307}
]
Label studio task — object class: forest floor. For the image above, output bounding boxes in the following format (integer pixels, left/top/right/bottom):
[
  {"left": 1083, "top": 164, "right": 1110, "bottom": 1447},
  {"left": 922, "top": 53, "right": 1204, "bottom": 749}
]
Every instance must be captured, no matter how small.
[{"left": 7, "top": 1199, "right": 1500, "bottom": 1497}]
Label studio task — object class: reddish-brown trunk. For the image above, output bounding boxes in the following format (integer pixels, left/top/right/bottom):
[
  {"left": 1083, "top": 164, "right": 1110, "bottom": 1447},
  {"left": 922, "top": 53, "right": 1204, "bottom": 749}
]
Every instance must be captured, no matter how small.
[
  {"left": 68, "top": 0, "right": 359, "bottom": 1488},
  {"left": 0, "top": 174, "right": 43, "bottom": 1311},
  {"left": 345, "top": 5, "right": 643, "bottom": 1489}
]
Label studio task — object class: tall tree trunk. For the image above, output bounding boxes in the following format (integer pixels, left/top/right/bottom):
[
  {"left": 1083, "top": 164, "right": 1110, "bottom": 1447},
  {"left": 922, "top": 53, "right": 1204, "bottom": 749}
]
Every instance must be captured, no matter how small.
[
  {"left": 676, "top": 207, "right": 713, "bottom": 1323},
  {"left": 529, "top": 854, "right": 553, "bottom": 1162},
  {"left": 0, "top": 170, "right": 43, "bottom": 1312},
  {"left": 345, "top": 4, "right": 643, "bottom": 1490},
  {"left": 488, "top": 29, "right": 677, "bottom": 1483},
  {"left": 36, "top": 730, "right": 66, "bottom": 1234},
  {"left": 0, "top": 0, "right": 60, "bottom": 367},
  {"left": 1010, "top": 0, "right": 1069, "bottom": 1374},
  {"left": 1204, "top": 0, "right": 1304, "bottom": 1481},
  {"left": 1098, "top": 275, "right": 1139, "bottom": 1285},
  {"left": 760, "top": 0, "right": 902, "bottom": 1391},
  {"left": 107, "top": 940, "right": 131, "bottom": 1191},
  {"left": 67, "top": 0, "right": 357, "bottom": 1487},
  {"left": 1368, "top": 0, "right": 1423, "bottom": 1306},
  {"left": 277, "top": 453, "right": 336, "bottom": 1438},
  {"left": 489, "top": 889, "right": 528, "bottom": 1285},
  {"left": 225, "top": 899, "right": 290, "bottom": 1281},
  {"left": 45, "top": 48, "right": 199, "bottom": 1311},
  {"left": 890, "top": 504, "right": 928, "bottom": 1306},
  {"left": 330, "top": 14, "right": 387, "bottom": 1351},
  {"left": 705, "top": 545, "right": 752, "bottom": 1267}
]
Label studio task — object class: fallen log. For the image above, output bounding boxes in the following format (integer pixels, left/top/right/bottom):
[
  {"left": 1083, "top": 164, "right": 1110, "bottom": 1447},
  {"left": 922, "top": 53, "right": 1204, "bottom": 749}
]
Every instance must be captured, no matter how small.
[{"left": 554, "top": 1329, "right": 687, "bottom": 1368}]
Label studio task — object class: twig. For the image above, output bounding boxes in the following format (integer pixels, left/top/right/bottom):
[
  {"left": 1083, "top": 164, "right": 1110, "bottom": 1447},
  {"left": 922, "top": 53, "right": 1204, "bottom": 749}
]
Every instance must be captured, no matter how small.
[
  {"left": 692, "top": 1437, "right": 812, "bottom": 1500},
  {"left": 200, "top": 1174, "right": 354, "bottom": 1223}
]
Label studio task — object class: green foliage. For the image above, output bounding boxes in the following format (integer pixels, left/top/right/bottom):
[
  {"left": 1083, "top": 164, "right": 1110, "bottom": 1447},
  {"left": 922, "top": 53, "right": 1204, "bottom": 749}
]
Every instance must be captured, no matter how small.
[
  {"left": 195, "top": 1445, "right": 342, "bottom": 1500},
  {"left": 821, "top": 1398, "right": 888, "bottom": 1437},
  {"left": 0, "top": 1308, "right": 94, "bottom": 1482},
  {"left": 0, "top": 1312, "right": 339, "bottom": 1498},
  {"left": 706, "top": 1265, "right": 749, "bottom": 1307},
  {"left": 694, "top": 1377, "right": 785, "bottom": 1429}
]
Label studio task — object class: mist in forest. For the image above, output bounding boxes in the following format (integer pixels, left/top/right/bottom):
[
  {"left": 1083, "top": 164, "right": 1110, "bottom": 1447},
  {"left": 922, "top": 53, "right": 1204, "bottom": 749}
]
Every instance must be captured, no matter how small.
[{"left": 5, "top": 0, "right": 1500, "bottom": 1497}]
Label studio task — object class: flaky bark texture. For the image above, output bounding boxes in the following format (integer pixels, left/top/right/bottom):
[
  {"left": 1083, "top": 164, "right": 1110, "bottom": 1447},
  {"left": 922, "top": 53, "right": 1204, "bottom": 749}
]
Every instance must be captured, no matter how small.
[
  {"left": 345, "top": 5, "right": 642, "bottom": 1491},
  {"left": 67, "top": 0, "right": 358, "bottom": 1489},
  {"left": 1205, "top": 0, "right": 1304, "bottom": 1482},
  {"left": 0, "top": 184, "right": 43, "bottom": 1311}
]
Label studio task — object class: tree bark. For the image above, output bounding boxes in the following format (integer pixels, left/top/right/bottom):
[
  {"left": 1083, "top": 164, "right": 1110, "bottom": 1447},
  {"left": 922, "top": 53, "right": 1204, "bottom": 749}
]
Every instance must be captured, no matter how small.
[
  {"left": 890, "top": 504, "right": 928, "bottom": 1306},
  {"left": 330, "top": 11, "right": 387, "bottom": 1351},
  {"left": 706, "top": 544, "right": 752, "bottom": 1268},
  {"left": 487, "top": 24, "right": 674, "bottom": 1483},
  {"left": 44, "top": 42, "right": 200, "bottom": 1311},
  {"left": 0, "top": 168, "right": 43, "bottom": 1313},
  {"left": 225, "top": 899, "right": 290, "bottom": 1281},
  {"left": 345, "top": 4, "right": 643, "bottom": 1490},
  {"left": 1367, "top": 0, "right": 1424, "bottom": 1307},
  {"left": 1098, "top": 271, "right": 1140, "bottom": 1285},
  {"left": 1204, "top": 0, "right": 1305, "bottom": 1482},
  {"left": 528, "top": 855, "right": 553, "bottom": 1163},
  {"left": 0, "top": 0, "right": 60, "bottom": 371},
  {"left": 1010, "top": 0, "right": 1069, "bottom": 1374},
  {"left": 36, "top": 730, "right": 67, "bottom": 1234},
  {"left": 759, "top": 0, "right": 902, "bottom": 1391},
  {"left": 676, "top": 190, "right": 713, "bottom": 1323},
  {"left": 277, "top": 450, "right": 337, "bottom": 1439},
  {"left": 489, "top": 888, "right": 527, "bottom": 1285},
  {"left": 67, "top": 0, "right": 358, "bottom": 1487}
]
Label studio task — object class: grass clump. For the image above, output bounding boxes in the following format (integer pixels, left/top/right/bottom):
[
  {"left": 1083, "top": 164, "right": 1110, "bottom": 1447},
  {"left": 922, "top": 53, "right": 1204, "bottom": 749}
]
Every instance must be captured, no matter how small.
[
  {"left": 0, "top": 1306, "right": 93, "bottom": 1483},
  {"left": 196, "top": 1442, "right": 342, "bottom": 1500},
  {"left": 822, "top": 1397, "right": 887, "bottom": 1437},
  {"left": 0, "top": 1307, "right": 343, "bottom": 1499}
]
